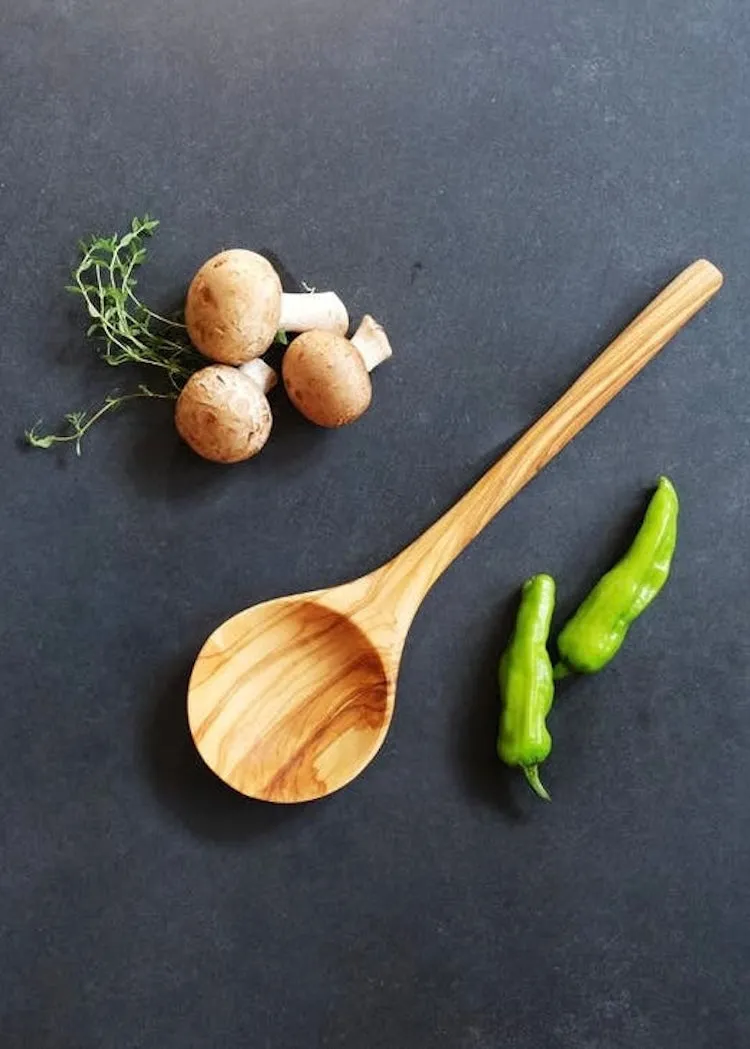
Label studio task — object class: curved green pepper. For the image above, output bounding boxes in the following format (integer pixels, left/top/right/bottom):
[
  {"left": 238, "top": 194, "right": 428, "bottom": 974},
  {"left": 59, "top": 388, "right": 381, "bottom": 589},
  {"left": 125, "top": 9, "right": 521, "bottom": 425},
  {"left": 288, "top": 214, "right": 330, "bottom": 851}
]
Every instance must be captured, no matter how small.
[
  {"left": 497, "top": 574, "right": 556, "bottom": 800},
  {"left": 554, "top": 476, "right": 679, "bottom": 678}
]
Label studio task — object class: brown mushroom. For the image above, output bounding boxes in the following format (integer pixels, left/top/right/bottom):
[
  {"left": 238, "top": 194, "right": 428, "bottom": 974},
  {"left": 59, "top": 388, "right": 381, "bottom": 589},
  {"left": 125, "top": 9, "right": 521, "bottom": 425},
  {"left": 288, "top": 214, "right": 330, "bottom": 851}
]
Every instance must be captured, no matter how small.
[
  {"left": 282, "top": 315, "right": 393, "bottom": 428},
  {"left": 185, "top": 249, "right": 349, "bottom": 366},
  {"left": 174, "top": 358, "right": 276, "bottom": 463}
]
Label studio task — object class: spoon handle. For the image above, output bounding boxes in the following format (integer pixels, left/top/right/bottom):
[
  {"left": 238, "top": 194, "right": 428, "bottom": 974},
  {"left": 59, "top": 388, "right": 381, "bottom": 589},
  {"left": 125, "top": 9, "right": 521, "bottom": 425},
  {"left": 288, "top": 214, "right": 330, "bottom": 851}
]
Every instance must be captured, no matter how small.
[{"left": 385, "top": 259, "right": 723, "bottom": 608}]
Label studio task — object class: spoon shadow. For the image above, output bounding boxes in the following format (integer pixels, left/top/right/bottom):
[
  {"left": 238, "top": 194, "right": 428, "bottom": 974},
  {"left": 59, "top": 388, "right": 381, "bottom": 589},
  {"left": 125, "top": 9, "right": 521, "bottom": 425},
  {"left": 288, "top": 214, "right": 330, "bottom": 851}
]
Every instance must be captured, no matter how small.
[{"left": 139, "top": 658, "right": 309, "bottom": 842}]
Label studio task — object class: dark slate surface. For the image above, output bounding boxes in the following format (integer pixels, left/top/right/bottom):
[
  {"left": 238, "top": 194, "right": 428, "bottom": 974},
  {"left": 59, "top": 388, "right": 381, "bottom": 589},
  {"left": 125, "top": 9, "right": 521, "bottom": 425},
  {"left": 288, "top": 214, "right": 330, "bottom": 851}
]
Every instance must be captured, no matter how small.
[{"left": 2, "top": 1, "right": 748, "bottom": 1046}]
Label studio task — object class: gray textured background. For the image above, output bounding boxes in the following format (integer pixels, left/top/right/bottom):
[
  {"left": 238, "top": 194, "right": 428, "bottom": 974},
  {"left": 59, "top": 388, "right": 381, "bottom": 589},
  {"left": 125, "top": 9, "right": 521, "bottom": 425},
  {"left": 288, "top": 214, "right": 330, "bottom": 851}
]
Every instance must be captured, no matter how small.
[{"left": 2, "top": 1, "right": 749, "bottom": 1046}]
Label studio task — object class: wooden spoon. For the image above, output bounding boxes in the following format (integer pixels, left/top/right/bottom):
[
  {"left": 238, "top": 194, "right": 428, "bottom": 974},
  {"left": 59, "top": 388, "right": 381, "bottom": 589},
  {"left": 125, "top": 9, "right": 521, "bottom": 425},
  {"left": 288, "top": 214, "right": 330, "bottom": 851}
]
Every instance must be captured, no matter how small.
[{"left": 188, "top": 260, "right": 723, "bottom": 803}]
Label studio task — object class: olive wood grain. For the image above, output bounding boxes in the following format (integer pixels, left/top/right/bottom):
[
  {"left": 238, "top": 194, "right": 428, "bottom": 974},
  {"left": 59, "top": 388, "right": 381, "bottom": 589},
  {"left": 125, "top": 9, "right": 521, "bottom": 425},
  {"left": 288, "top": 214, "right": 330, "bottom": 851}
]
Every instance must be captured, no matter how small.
[{"left": 188, "top": 260, "right": 723, "bottom": 803}]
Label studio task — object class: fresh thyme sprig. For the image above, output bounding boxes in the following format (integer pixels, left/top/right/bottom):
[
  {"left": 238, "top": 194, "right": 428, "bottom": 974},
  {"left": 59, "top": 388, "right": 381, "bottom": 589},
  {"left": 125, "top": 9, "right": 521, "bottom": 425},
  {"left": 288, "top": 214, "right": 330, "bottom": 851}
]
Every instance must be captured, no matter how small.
[
  {"left": 27, "top": 215, "right": 293, "bottom": 454},
  {"left": 66, "top": 214, "right": 204, "bottom": 386},
  {"left": 27, "top": 215, "right": 204, "bottom": 453},
  {"left": 25, "top": 386, "right": 175, "bottom": 457}
]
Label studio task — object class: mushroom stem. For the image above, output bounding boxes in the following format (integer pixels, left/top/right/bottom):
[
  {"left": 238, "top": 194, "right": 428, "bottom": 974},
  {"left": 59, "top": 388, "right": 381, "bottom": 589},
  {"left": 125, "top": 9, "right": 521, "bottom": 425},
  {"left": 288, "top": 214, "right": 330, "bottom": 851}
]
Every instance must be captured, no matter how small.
[
  {"left": 350, "top": 315, "right": 393, "bottom": 372},
  {"left": 278, "top": 291, "right": 349, "bottom": 337},
  {"left": 238, "top": 357, "right": 277, "bottom": 395}
]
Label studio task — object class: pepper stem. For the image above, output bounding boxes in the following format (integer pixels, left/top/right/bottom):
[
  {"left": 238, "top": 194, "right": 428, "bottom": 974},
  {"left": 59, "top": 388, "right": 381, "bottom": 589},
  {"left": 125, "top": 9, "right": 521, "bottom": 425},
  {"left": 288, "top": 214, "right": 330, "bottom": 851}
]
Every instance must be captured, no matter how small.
[
  {"left": 553, "top": 662, "right": 570, "bottom": 681},
  {"left": 523, "top": 765, "right": 550, "bottom": 801}
]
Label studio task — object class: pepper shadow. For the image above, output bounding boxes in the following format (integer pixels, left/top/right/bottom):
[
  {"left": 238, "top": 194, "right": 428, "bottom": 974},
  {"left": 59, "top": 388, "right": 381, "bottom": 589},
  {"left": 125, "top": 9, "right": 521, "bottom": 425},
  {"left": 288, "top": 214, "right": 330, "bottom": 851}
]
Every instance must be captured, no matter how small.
[
  {"left": 138, "top": 656, "right": 310, "bottom": 843},
  {"left": 451, "top": 595, "right": 531, "bottom": 821},
  {"left": 550, "top": 483, "right": 657, "bottom": 667}
]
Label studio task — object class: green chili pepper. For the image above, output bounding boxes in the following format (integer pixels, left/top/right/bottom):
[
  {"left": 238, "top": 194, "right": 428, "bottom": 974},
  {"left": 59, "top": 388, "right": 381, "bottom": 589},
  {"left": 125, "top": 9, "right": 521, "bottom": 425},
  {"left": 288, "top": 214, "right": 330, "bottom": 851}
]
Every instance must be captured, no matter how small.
[
  {"left": 554, "top": 476, "right": 679, "bottom": 678},
  {"left": 497, "top": 574, "right": 556, "bottom": 800}
]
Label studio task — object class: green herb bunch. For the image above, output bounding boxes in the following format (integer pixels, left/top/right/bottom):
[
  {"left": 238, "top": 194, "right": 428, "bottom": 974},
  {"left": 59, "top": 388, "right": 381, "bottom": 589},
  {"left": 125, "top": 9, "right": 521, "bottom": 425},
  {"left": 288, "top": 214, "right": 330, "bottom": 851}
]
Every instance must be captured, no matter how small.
[{"left": 26, "top": 215, "right": 206, "bottom": 454}]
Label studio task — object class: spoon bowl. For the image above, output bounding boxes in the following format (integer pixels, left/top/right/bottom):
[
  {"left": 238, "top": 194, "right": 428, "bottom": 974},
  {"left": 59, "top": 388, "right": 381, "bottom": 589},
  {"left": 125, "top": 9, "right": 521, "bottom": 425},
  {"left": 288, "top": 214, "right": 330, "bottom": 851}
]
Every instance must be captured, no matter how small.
[
  {"left": 187, "top": 261, "right": 723, "bottom": 802},
  {"left": 188, "top": 587, "right": 397, "bottom": 801}
]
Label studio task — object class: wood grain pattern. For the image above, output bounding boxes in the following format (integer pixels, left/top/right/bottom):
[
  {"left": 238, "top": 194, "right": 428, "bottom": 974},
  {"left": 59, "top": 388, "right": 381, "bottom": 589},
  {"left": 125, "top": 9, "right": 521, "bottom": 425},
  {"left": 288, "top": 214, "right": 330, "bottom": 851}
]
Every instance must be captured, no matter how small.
[{"left": 188, "top": 260, "right": 723, "bottom": 802}]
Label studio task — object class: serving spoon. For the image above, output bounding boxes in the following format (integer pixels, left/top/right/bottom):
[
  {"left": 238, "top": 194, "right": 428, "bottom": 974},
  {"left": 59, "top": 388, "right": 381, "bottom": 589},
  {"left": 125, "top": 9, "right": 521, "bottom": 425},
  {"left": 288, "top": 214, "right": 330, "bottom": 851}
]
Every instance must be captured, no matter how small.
[{"left": 188, "top": 260, "right": 722, "bottom": 803}]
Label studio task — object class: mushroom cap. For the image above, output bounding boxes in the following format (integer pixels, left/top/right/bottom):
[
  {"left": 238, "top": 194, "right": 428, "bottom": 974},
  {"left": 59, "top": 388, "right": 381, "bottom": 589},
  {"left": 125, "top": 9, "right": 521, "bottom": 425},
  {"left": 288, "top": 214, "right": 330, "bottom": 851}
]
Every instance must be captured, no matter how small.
[
  {"left": 175, "top": 365, "right": 272, "bottom": 463},
  {"left": 185, "top": 249, "right": 282, "bottom": 365},
  {"left": 282, "top": 330, "right": 372, "bottom": 427}
]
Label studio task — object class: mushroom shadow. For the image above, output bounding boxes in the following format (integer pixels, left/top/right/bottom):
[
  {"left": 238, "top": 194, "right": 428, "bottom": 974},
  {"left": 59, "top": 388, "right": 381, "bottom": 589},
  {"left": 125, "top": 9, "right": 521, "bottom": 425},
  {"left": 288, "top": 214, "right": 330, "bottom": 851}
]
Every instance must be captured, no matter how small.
[
  {"left": 138, "top": 656, "right": 309, "bottom": 843},
  {"left": 122, "top": 406, "right": 241, "bottom": 501},
  {"left": 121, "top": 253, "right": 334, "bottom": 498},
  {"left": 257, "top": 248, "right": 308, "bottom": 297},
  {"left": 35, "top": 248, "right": 332, "bottom": 495}
]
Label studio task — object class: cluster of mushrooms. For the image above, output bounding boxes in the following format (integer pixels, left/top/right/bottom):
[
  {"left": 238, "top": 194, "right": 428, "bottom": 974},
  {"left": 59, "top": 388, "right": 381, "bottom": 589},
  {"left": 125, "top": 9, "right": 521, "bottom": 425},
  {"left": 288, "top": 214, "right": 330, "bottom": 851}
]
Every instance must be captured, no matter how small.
[{"left": 175, "top": 250, "right": 393, "bottom": 462}]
